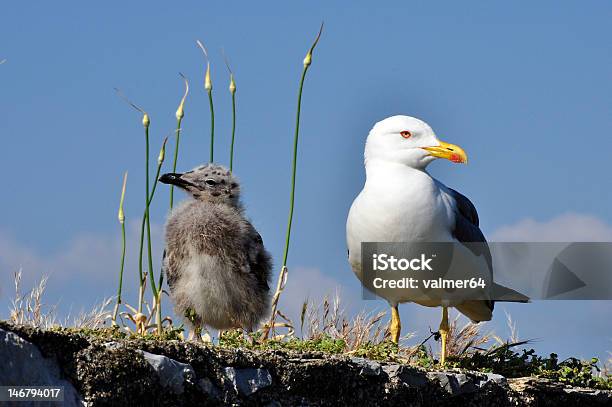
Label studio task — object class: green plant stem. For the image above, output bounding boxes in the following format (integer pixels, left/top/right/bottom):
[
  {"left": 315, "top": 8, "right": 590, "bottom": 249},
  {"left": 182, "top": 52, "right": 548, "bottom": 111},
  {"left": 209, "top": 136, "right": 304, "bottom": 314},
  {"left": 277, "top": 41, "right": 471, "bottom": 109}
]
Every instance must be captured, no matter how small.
[
  {"left": 138, "top": 274, "right": 146, "bottom": 315},
  {"left": 137, "top": 125, "right": 151, "bottom": 312},
  {"left": 137, "top": 215, "right": 147, "bottom": 312},
  {"left": 145, "top": 125, "right": 151, "bottom": 252},
  {"left": 281, "top": 66, "right": 308, "bottom": 267},
  {"left": 147, "top": 149, "right": 167, "bottom": 335},
  {"left": 145, "top": 208, "right": 156, "bottom": 296},
  {"left": 137, "top": 139, "right": 166, "bottom": 315},
  {"left": 145, "top": 158, "right": 164, "bottom": 299},
  {"left": 229, "top": 92, "right": 236, "bottom": 171},
  {"left": 112, "top": 221, "right": 126, "bottom": 324},
  {"left": 208, "top": 89, "right": 215, "bottom": 162},
  {"left": 169, "top": 119, "right": 182, "bottom": 209},
  {"left": 119, "top": 222, "right": 126, "bottom": 298},
  {"left": 156, "top": 297, "right": 162, "bottom": 334},
  {"left": 264, "top": 64, "right": 311, "bottom": 340},
  {"left": 263, "top": 24, "right": 322, "bottom": 341},
  {"left": 158, "top": 254, "right": 165, "bottom": 289}
]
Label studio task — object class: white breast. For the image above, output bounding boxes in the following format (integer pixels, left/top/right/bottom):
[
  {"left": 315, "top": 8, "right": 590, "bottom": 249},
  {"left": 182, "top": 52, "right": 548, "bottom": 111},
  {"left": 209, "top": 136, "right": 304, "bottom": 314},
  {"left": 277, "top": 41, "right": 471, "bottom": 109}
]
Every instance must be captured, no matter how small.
[
  {"left": 346, "top": 161, "right": 456, "bottom": 277},
  {"left": 347, "top": 162, "right": 490, "bottom": 307}
]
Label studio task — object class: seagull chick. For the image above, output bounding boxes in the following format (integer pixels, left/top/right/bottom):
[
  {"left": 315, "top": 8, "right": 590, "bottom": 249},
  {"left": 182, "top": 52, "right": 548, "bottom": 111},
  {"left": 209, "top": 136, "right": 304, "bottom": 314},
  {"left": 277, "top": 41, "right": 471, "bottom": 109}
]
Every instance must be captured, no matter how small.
[{"left": 160, "top": 164, "right": 271, "bottom": 338}]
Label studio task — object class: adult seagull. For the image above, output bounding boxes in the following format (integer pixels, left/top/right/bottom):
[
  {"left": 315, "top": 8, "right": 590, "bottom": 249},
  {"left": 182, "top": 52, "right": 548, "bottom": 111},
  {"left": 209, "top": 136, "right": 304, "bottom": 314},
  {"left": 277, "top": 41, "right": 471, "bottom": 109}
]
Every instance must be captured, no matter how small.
[{"left": 346, "top": 115, "right": 526, "bottom": 364}]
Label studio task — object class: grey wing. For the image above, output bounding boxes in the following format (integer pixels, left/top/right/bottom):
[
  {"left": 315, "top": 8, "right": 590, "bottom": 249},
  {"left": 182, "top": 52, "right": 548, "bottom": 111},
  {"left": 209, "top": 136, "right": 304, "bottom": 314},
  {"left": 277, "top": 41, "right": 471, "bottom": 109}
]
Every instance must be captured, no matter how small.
[
  {"left": 447, "top": 187, "right": 492, "bottom": 271},
  {"left": 244, "top": 222, "right": 272, "bottom": 292},
  {"left": 164, "top": 247, "right": 181, "bottom": 291},
  {"left": 446, "top": 187, "right": 494, "bottom": 313},
  {"left": 447, "top": 187, "right": 529, "bottom": 305}
]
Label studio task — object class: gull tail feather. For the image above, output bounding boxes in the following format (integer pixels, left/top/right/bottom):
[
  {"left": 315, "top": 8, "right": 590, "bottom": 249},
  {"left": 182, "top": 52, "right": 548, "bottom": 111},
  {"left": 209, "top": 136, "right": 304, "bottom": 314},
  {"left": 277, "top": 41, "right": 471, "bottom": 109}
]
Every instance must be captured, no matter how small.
[
  {"left": 492, "top": 283, "right": 530, "bottom": 303},
  {"left": 455, "top": 284, "right": 529, "bottom": 323}
]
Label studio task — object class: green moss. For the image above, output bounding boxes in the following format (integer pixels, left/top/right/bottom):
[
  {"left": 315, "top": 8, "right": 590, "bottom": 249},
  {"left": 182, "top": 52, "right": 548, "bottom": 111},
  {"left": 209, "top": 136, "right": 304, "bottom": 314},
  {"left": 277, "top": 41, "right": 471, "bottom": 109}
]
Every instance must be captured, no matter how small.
[
  {"left": 217, "top": 332, "right": 403, "bottom": 358},
  {"left": 412, "top": 345, "right": 436, "bottom": 369},
  {"left": 47, "top": 324, "right": 186, "bottom": 342},
  {"left": 50, "top": 326, "right": 129, "bottom": 340},
  {"left": 352, "top": 341, "right": 399, "bottom": 361},
  {"left": 538, "top": 355, "right": 612, "bottom": 390},
  {"left": 446, "top": 345, "right": 612, "bottom": 390},
  {"left": 446, "top": 344, "right": 541, "bottom": 376},
  {"left": 594, "top": 375, "right": 612, "bottom": 390},
  {"left": 140, "top": 325, "right": 184, "bottom": 341},
  {"left": 270, "top": 337, "right": 347, "bottom": 353},
  {"left": 25, "top": 323, "right": 612, "bottom": 390},
  {"left": 218, "top": 331, "right": 346, "bottom": 354},
  {"left": 215, "top": 330, "right": 612, "bottom": 389}
]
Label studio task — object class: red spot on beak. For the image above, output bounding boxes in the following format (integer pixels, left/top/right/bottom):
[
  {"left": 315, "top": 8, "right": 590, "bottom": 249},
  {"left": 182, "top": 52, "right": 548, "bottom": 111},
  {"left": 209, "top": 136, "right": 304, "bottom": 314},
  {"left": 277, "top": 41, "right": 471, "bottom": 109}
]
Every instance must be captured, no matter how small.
[{"left": 450, "top": 153, "right": 462, "bottom": 163}]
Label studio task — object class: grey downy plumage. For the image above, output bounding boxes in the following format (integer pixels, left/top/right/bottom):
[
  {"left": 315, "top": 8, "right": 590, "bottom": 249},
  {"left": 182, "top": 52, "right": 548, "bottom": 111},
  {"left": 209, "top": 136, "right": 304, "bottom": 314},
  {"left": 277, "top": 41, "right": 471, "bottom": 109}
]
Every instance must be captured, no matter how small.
[{"left": 159, "top": 164, "right": 271, "bottom": 338}]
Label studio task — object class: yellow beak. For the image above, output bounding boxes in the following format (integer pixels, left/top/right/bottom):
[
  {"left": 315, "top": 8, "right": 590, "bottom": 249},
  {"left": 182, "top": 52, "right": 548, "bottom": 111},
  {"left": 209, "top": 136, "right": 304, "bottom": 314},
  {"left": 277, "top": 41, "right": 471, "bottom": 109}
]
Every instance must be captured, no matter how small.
[{"left": 422, "top": 140, "right": 468, "bottom": 164}]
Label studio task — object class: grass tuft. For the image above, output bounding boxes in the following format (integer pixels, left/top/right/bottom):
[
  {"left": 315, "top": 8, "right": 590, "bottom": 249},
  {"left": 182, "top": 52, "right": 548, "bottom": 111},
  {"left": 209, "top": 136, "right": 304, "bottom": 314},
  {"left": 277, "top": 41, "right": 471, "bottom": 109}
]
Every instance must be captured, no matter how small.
[
  {"left": 10, "top": 270, "right": 56, "bottom": 329},
  {"left": 112, "top": 171, "right": 128, "bottom": 326}
]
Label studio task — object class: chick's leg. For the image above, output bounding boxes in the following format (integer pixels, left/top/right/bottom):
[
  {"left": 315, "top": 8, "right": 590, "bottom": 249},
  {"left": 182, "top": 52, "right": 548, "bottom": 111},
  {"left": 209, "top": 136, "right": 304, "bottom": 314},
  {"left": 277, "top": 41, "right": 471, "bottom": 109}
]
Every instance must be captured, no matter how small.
[{"left": 185, "top": 307, "right": 202, "bottom": 342}]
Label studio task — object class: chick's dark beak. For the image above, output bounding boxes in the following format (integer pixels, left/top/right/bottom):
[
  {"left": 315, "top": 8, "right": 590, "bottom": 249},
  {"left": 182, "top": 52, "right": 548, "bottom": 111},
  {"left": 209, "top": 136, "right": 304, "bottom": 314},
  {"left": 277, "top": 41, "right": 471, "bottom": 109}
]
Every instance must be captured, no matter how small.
[{"left": 159, "top": 173, "right": 190, "bottom": 187}]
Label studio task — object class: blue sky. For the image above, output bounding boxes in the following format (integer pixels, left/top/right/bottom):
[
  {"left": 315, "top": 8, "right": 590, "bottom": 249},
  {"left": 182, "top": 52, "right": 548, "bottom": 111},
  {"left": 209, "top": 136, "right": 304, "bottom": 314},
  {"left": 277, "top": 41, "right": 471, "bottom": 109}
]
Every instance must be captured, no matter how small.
[{"left": 0, "top": 2, "right": 610, "bottom": 361}]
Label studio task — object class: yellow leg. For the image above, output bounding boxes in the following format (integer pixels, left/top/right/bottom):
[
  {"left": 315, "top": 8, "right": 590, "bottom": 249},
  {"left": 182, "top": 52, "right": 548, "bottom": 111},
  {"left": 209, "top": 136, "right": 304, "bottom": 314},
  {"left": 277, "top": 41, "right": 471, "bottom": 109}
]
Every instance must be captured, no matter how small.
[
  {"left": 390, "top": 305, "right": 401, "bottom": 343},
  {"left": 439, "top": 306, "right": 449, "bottom": 365}
]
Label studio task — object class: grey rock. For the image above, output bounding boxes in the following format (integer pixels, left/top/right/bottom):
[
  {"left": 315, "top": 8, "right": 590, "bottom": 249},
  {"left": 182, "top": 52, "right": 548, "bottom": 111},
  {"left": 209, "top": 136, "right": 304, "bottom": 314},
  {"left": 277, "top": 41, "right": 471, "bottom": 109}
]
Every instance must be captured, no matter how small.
[
  {"left": 427, "top": 372, "right": 455, "bottom": 394},
  {"left": 383, "top": 364, "right": 429, "bottom": 387},
  {"left": 102, "top": 341, "right": 121, "bottom": 350},
  {"left": 222, "top": 367, "right": 272, "bottom": 396},
  {"left": 0, "top": 327, "right": 83, "bottom": 407},
  {"left": 139, "top": 350, "right": 195, "bottom": 394},
  {"left": 427, "top": 371, "right": 506, "bottom": 395},
  {"left": 427, "top": 371, "right": 478, "bottom": 395},
  {"left": 351, "top": 357, "right": 382, "bottom": 376},
  {"left": 198, "top": 377, "right": 222, "bottom": 399},
  {"left": 455, "top": 373, "right": 478, "bottom": 393},
  {"left": 382, "top": 363, "right": 402, "bottom": 378},
  {"left": 484, "top": 372, "right": 506, "bottom": 386}
]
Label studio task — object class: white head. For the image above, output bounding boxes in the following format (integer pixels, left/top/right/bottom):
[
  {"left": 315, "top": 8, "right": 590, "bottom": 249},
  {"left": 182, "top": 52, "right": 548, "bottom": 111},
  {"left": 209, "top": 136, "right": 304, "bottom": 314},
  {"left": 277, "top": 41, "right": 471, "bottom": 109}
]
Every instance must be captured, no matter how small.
[{"left": 364, "top": 115, "right": 468, "bottom": 170}]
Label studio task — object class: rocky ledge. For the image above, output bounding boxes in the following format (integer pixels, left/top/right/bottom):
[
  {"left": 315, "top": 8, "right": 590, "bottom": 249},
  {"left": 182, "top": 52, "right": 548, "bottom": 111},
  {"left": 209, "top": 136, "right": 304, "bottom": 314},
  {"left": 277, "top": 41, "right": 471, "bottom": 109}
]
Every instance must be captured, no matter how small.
[{"left": 1, "top": 322, "right": 610, "bottom": 406}]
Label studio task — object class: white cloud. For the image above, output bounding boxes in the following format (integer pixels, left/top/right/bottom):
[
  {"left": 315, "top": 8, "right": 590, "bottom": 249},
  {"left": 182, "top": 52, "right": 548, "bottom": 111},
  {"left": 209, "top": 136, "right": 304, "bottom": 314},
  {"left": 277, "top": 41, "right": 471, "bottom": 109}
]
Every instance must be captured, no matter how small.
[
  {"left": 490, "top": 213, "right": 612, "bottom": 242},
  {"left": 276, "top": 267, "right": 362, "bottom": 323},
  {"left": 0, "top": 220, "right": 164, "bottom": 315}
]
